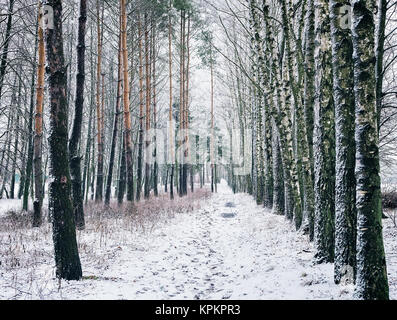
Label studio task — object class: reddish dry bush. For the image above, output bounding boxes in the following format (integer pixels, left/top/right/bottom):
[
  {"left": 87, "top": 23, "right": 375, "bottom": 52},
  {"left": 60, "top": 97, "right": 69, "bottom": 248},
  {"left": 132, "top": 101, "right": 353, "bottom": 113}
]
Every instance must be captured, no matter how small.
[
  {"left": 0, "top": 207, "right": 49, "bottom": 232},
  {"left": 83, "top": 188, "right": 212, "bottom": 234}
]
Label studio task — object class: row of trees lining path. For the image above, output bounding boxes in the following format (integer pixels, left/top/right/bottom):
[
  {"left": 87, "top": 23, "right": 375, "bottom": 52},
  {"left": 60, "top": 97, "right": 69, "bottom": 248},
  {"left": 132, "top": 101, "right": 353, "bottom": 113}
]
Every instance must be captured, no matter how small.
[
  {"left": 216, "top": 0, "right": 392, "bottom": 300},
  {"left": 0, "top": 0, "right": 395, "bottom": 299}
]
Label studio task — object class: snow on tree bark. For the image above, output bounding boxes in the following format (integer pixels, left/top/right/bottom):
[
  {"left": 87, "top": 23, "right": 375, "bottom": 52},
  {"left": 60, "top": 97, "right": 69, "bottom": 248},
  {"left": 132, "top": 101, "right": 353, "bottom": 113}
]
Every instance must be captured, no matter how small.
[
  {"left": 277, "top": 0, "right": 303, "bottom": 228},
  {"left": 313, "top": 0, "right": 336, "bottom": 263},
  {"left": 69, "top": 0, "right": 87, "bottom": 229},
  {"left": 351, "top": 0, "right": 389, "bottom": 300},
  {"left": 303, "top": 0, "right": 316, "bottom": 176},
  {"left": 330, "top": 0, "right": 357, "bottom": 284},
  {"left": 44, "top": 0, "right": 82, "bottom": 281}
]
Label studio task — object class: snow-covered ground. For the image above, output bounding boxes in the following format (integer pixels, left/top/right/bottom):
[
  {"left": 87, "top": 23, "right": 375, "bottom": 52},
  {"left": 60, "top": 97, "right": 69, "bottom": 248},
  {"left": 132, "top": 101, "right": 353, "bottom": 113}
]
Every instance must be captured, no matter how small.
[{"left": 0, "top": 181, "right": 396, "bottom": 300}]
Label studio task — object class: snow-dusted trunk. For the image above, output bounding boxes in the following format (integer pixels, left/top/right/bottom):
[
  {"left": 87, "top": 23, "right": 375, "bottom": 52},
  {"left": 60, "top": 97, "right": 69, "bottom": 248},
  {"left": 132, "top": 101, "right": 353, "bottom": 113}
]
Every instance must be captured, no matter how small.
[
  {"left": 283, "top": 0, "right": 315, "bottom": 238},
  {"left": 249, "top": 0, "right": 267, "bottom": 205},
  {"left": 330, "top": 0, "right": 356, "bottom": 284},
  {"left": 313, "top": 0, "right": 335, "bottom": 264},
  {"left": 351, "top": 0, "right": 389, "bottom": 300},
  {"left": 69, "top": 0, "right": 87, "bottom": 229},
  {"left": 271, "top": 124, "right": 285, "bottom": 215},
  {"left": 263, "top": 103, "right": 273, "bottom": 208},
  {"left": 375, "top": 0, "right": 386, "bottom": 133},
  {"left": 303, "top": 0, "right": 315, "bottom": 175},
  {"left": 44, "top": 0, "right": 82, "bottom": 281},
  {"left": 277, "top": 0, "right": 303, "bottom": 228}
]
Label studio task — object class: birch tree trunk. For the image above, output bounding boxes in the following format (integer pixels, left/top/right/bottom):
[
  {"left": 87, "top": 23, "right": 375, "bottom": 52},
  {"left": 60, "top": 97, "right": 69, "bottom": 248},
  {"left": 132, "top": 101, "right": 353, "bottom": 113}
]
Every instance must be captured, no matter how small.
[
  {"left": 352, "top": 0, "right": 389, "bottom": 300},
  {"left": 330, "top": 0, "right": 357, "bottom": 284},
  {"left": 313, "top": 0, "right": 336, "bottom": 263}
]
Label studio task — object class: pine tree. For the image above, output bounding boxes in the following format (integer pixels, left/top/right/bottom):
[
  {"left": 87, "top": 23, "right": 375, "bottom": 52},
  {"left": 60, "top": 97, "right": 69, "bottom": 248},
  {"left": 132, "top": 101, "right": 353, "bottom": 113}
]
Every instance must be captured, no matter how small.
[{"left": 33, "top": 1, "right": 45, "bottom": 228}]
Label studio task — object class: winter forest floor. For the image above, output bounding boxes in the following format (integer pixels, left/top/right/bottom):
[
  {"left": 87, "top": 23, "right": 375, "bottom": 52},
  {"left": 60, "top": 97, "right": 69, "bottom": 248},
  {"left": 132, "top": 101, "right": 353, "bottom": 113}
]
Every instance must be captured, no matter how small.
[{"left": 1, "top": 181, "right": 397, "bottom": 300}]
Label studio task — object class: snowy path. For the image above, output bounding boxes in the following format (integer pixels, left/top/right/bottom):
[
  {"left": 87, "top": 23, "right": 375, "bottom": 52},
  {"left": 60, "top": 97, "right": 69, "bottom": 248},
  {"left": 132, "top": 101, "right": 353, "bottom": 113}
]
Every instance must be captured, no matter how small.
[
  {"left": 4, "top": 181, "right": 397, "bottom": 300},
  {"left": 49, "top": 181, "right": 353, "bottom": 300}
]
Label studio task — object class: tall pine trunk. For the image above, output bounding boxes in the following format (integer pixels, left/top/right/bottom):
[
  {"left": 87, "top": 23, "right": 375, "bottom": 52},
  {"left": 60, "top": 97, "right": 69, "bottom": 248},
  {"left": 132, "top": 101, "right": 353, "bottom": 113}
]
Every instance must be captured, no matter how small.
[
  {"left": 121, "top": 0, "right": 134, "bottom": 202},
  {"left": 33, "top": 2, "right": 45, "bottom": 227},
  {"left": 168, "top": 2, "right": 175, "bottom": 200}
]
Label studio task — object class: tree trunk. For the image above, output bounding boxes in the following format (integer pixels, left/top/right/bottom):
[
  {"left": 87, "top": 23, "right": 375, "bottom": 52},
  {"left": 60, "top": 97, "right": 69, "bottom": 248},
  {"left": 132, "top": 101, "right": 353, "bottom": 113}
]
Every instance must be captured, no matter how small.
[
  {"left": 303, "top": 0, "right": 315, "bottom": 176},
  {"left": 0, "top": 0, "right": 15, "bottom": 101},
  {"left": 95, "top": 0, "right": 104, "bottom": 202},
  {"left": 44, "top": 0, "right": 82, "bottom": 281},
  {"left": 375, "top": 0, "right": 386, "bottom": 133},
  {"left": 152, "top": 21, "right": 158, "bottom": 197},
  {"left": 168, "top": 1, "right": 174, "bottom": 200},
  {"left": 330, "top": 0, "right": 356, "bottom": 284},
  {"left": 69, "top": 0, "right": 87, "bottom": 230},
  {"left": 313, "top": 0, "right": 335, "bottom": 264},
  {"left": 136, "top": 13, "right": 145, "bottom": 202},
  {"left": 144, "top": 13, "right": 151, "bottom": 200},
  {"left": 23, "top": 26, "right": 39, "bottom": 211},
  {"left": 33, "top": 2, "right": 45, "bottom": 227},
  {"left": 105, "top": 27, "right": 122, "bottom": 206},
  {"left": 10, "top": 80, "right": 22, "bottom": 199},
  {"left": 352, "top": 0, "right": 389, "bottom": 300}
]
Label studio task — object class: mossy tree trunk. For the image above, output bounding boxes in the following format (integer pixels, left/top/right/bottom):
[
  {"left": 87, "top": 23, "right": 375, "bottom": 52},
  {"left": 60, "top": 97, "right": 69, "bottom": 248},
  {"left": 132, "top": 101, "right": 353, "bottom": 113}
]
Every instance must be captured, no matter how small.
[
  {"left": 313, "top": 0, "right": 336, "bottom": 264},
  {"left": 352, "top": 0, "right": 389, "bottom": 300},
  {"left": 330, "top": 0, "right": 357, "bottom": 284},
  {"left": 44, "top": 0, "right": 82, "bottom": 281}
]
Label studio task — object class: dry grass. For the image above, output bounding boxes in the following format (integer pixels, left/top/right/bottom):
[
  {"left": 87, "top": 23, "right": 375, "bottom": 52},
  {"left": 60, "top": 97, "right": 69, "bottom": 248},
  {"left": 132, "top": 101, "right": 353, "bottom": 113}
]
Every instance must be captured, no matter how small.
[{"left": 0, "top": 187, "right": 212, "bottom": 299}]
